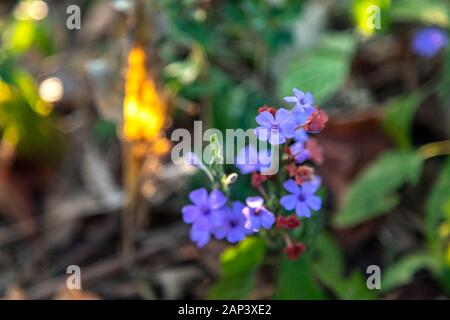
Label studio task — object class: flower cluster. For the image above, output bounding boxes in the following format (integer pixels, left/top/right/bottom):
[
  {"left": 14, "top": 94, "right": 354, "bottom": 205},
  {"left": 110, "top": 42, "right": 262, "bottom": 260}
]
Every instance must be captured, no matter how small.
[
  {"left": 181, "top": 88, "right": 328, "bottom": 260},
  {"left": 182, "top": 189, "right": 274, "bottom": 247}
]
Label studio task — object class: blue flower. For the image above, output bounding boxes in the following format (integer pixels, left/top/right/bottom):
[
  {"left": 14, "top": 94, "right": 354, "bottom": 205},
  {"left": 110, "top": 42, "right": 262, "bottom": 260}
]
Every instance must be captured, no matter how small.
[
  {"left": 413, "top": 27, "right": 448, "bottom": 58},
  {"left": 213, "top": 201, "right": 248, "bottom": 243},
  {"left": 294, "top": 128, "right": 309, "bottom": 143},
  {"left": 284, "top": 88, "right": 314, "bottom": 111},
  {"left": 182, "top": 188, "right": 228, "bottom": 247},
  {"left": 290, "top": 141, "right": 310, "bottom": 164},
  {"left": 285, "top": 89, "right": 315, "bottom": 126},
  {"left": 254, "top": 108, "right": 296, "bottom": 145},
  {"left": 280, "top": 178, "right": 322, "bottom": 218},
  {"left": 242, "top": 196, "right": 275, "bottom": 232},
  {"left": 235, "top": 145, "right": 272, "bottom": 174},
  {"left": 291, "top": 104, "right": 314, "bottom": 126}
]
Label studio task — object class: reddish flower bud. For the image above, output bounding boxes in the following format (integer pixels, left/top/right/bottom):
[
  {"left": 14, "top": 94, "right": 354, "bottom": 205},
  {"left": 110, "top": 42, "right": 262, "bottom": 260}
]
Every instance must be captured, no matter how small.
[
  {"left": 305, "top": 138, "right": 323, "bottom": 165},
  {"left": 258, "top": 105, "right": 277, "bottom": 116},
  {"left": 251, "top": 172, "right": 268, "bottom": 189},
  {"left": 305, "top": 109, "right": 328, "bottom": 133},
  {"left": 285, "top": 215, "right": 301, "bottom": 229},
  {"left": 287, "top": 163, "right": 314, "bottom": 185},
  {"left": 276, "top": 216, "right": 287, "bottom": 228},
  {"left": 276, "top": 215, "right": 301, "bottom": 230},
  {"left": 284, "top": 242, "right": 306, "bottom": 260}
]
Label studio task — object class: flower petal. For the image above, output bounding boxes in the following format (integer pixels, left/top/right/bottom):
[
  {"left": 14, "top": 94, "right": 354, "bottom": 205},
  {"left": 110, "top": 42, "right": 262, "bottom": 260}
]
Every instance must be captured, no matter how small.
[
  {"left": 245, "top": 196, "right": 264, "bottom": 208},
  {"left": 255, "top": 126, "right": 270, "bottom": 141},
  {"left": 302, "top": 176, "right": 321, "bottom": 195},
  {"left": 280, "top": 121, "right": 296, "bottom": 138},
  {"left": 227, "top": 229, "right": 246, "bottom": 243},
  {"left": 260, "top": 210, "right": 275, "bottom": 229},
  {"left": 293, "top": 88, "right": 304, "bottom": 100},
  {"left": 189, "top": 188, "right": 208, "bottom": 207},
  {"left": 210, "top": 208, "right": 227, "bottom": 227},
  {"left": 269, "top": 131, "right": 285, "bottom": 145},
  {"left": 294, "top": 128, "right": 309, "bottom": 143},
  {"left": 306, "top": 195, "right": 322, "bottom": 211},
  {"left": 280, "top": 194, "right": 297, "bottom": 210},
  {"left": 296, "top": 202, "right": 311, "bottom": 218},
  {"left": 275, "top": 108, "right": 293, "bottom": 124},
  {"left": 292, "top": 105, "right": 313, "bottom": 125},
  {"left": 208, "top": 189, "right": 227, "bottom": 210},
  {"left": 304, "top": 92, "right": 314, "bottom": 105},
  {"left": 283, "top": 179, "right": 300, "bottom": 194},
  {"left": 182, "top": 205, "right": 200, "bottom": 224},
  {"left": 213, "top": 225, "right": 228, "bottom": 240},
  {"left": 284, "top": 96, "right": 297, "bottom": 104},
  {"left": 249, "top": 215, "right": 261, "bottom": 230},
  {"left": 255, "top": 111, "right": 274, "bottom": 127},
  {"left": 232, "top": 201, "right": 245, "bottom": 215},
  {"left": 190, "top": 226, "right": 210, "bottom": 248}
]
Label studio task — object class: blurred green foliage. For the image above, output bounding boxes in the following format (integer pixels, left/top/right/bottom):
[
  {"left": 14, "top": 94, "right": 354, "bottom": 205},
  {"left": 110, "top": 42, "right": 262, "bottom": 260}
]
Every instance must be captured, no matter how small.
[
  {"left": 210, "top": 237, "right": 266, "bottom": 299},
  {"left": 0, "top": 0, "right": 63, "bottom": 165},
  {"left": 333, "top": 151, "right": 423, "bottom": 228},
  {"left": 278, "top": 32, "right": 357, "bottom": 106}
]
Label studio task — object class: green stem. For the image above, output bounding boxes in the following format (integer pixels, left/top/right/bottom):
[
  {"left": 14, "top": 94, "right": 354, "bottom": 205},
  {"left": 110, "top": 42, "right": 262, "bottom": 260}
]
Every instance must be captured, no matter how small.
[{"left": 418, "top": 140, "right": 450, "bottom": 160}]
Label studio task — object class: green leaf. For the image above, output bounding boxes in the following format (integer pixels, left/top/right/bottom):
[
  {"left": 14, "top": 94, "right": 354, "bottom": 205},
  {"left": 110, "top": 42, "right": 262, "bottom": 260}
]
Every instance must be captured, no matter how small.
[
  {"left": 383, "top": 91, "right": 424, "bottom": 149},
  {"left": 381, "top": 254, "right": 437, "bottom": 293},
  {"left": 426, "top": 157, "right": 450, "bottom": 253},
  {"left": 338, "top": 271, "right": 377, "bottom": 300},
  {"left": 391, "top": 0, "right": 449, "bottom": 26},
  {"left": 279, "top": 32, "right": 357, "bottom": 106},
  {"left": 209, "top": 272, "right": 257, "bottom": 300},
  {"left": 273, "top": 255, "right": 325, "bottom": 300},
  {"left": 220, "top": 237, "right": 266, "bottom": 276},
  {"left": 313, "top": 233, "right": 345, "bottom": 287},
  {"left": 209, "top": 237, "right": 266, "bottom": 299},
  {"left": 313, "top": 233, "right": 376, "bottom": 299},
  {"left": 333, "top": 151, "right": 423, "bottom": 228}
]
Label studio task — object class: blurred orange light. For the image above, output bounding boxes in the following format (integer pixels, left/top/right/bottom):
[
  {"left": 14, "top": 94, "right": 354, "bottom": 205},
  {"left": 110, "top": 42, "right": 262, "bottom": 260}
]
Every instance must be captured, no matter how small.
[{"left": 123, "top": 46, "right": 166, "bottom": 144}]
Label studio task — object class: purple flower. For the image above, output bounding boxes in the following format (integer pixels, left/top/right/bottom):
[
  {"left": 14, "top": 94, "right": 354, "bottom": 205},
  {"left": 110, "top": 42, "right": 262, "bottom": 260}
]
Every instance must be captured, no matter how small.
[
  {"left": 235, "top": 145, "right": 272, "bottom": 174},
  {"left": 412, "top": 27, "right": 448, "bottom": 58},
  {"left": 290, "top": 142, "right": 310, "bottom": 164},
  {"left": 291, "top": 104, "right": 314, "bottom": 126},
  {"left": 284, "top": 89, "right": 315, "bottom": 126},
  {"left": 280, "top": 178, "right": 322, "bottom": 218},
  {"left": 254, "top": 108, "right": 296, "bottom": 145},
  {"left": 284, "top": 88, "right": 314, "bottom": 110},
  {"left": 213, "top": 201, "right": 248, "bottom": 243},
  {"left": 242, "top": 196, "right": 275, "bottom": 232},
  {"left": 182, "top": 188, "right": 228, "bottom": 247},
  {"left": 189, "top": 219, "right": 212, "bottom": 248},
  {"left": 294, "top": 128, "right": 309, "bottom": 143}
]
